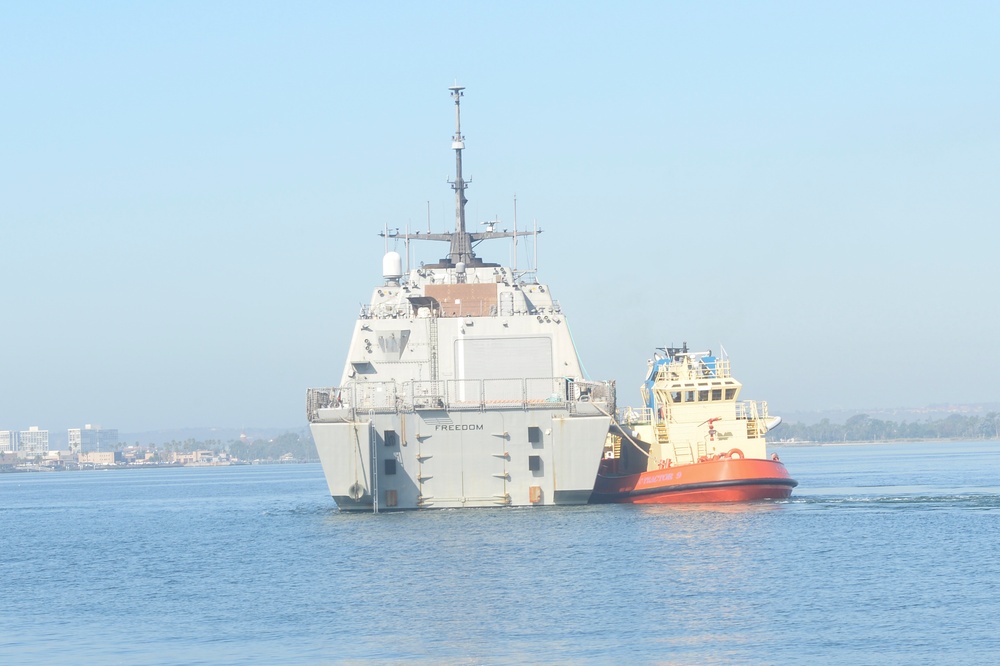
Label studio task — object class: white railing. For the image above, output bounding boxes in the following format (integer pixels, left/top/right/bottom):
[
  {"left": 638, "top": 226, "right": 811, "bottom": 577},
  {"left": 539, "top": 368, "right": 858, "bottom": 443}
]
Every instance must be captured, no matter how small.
[
  {"left": 307, "top": 377, "right": 615, "bottom": 421},
  {"left": 619, "top": 406, "right": 654, "bottom": 425},
  {"left": 408, "top": 380, "right": 446, "bottom": 410},
  {"left": 655, "top": 357, "right": 732, "bottom": 381},
  {"left": 735, "top": 400, "right": 769, "bottom": 420}
]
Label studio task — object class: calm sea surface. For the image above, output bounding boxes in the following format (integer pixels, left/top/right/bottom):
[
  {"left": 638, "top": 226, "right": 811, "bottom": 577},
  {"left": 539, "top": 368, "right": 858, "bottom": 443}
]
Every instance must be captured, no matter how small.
[{"left": 3, "top": 441, "right": 999, "bottom": 665}]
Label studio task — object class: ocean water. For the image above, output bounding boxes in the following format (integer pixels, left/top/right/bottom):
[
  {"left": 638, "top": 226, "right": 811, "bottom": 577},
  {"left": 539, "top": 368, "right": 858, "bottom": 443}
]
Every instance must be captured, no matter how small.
[{"left": 2, "top": 441, "right": 999, "bottom": 665}]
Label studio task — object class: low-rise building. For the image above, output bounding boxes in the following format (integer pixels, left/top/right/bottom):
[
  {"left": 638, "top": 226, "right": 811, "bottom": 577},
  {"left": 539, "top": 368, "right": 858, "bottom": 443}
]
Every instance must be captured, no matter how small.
[
  {"left": 0, "top": 451, "right": 18, "bottom": 469},
  {"left": 79, "top": 451, "right": 118, "bottom": 465},
  {"left": 167, "top": 450, "right": 229, "bottom": 465},
  {"left": 120, "top": 445, "right": 156, "bottom": 464}
]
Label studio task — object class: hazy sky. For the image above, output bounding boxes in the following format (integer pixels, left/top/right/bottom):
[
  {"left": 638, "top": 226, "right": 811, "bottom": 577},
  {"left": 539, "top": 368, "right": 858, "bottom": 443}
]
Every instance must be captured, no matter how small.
[{"left": 2, "top": 1, "right": 998, "bottom": 433}]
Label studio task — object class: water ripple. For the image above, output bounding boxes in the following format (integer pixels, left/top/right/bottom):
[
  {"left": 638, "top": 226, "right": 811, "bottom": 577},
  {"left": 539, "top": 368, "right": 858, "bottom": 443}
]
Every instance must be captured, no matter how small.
[{"left": 2, "top": 445, "right": 1000, "bottom": 663}]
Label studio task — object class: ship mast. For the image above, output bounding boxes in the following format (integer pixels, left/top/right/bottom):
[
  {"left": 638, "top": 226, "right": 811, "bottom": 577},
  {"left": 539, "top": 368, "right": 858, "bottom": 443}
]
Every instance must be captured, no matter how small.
[
  {"left": 447, "top": 85, "right": 474, "bottom": 266},
  {"left": 384, "top": 85, "right": 537, "bottom": 269}
]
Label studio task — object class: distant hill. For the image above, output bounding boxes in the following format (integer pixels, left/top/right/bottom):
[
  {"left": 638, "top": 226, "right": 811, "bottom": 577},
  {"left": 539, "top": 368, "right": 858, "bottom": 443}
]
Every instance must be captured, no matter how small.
[
  {"left": 782, "top": 403, "right": 1000, "bottom": 426},
  {"left": 47, "top": 404, "right": 1000, "bottom": 449},
  {"left": 117, "top": 426, "right": 311, "bottom": 447},
  {"left": 774, "top": 405, "right": 1000, "bottom": 442}
]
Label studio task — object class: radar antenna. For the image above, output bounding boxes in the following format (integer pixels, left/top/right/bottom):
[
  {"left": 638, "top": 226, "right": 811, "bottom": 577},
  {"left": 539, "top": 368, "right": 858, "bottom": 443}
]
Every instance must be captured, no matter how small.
[{"left": 384, "top": 86, "right": 537, "bottom": 268}]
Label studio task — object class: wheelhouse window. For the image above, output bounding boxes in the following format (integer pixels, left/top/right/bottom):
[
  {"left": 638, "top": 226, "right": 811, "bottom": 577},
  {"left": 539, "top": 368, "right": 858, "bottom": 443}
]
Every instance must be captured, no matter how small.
[
  {"left": 698, "top": 390, "right": 709, "bottom": 401},
  {"left": 725, "top": 388, "right": 737, "bottom": 400},
  {"left": 712, "top": 389, "right": 722, "bottom": 401}
]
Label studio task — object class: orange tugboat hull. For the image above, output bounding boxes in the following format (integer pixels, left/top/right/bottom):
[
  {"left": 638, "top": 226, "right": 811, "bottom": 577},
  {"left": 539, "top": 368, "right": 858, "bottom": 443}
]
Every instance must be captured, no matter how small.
[{"left": 590, "top": 457, "right": 797, "bottom": 504}]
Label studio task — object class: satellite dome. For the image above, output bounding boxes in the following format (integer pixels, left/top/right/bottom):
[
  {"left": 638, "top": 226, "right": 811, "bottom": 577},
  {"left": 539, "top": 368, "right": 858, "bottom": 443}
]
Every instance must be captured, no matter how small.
[{"left": 382, "top": 251, "right": 403, "bottom": 280}]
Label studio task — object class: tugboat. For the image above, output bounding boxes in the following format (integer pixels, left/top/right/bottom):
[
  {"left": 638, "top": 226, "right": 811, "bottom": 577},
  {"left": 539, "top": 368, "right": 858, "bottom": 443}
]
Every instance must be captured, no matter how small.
[
  {"left": 591, "top": 344, "right": 796, "bottom": 503},
  {"left": 306, "top": 86, "right": 615, "bottom": 511}
]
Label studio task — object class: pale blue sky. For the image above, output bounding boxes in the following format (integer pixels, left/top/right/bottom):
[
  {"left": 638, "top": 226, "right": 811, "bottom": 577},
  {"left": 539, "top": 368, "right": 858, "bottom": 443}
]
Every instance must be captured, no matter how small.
[{"left": 2, "top": 1, "right": 998, "bottom": 433}]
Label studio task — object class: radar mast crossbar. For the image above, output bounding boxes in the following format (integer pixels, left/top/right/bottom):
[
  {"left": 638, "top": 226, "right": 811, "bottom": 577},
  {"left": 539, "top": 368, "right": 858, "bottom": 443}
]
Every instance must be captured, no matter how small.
[{"left": 383, "top": 86, "right": 536, "bottom": 269}]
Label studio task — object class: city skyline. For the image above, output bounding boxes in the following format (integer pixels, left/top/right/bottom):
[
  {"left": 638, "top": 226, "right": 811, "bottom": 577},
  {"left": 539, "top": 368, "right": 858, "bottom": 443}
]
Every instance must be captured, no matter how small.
[{"left": 3, "top": 2, "right": 998, "bottom": 433}]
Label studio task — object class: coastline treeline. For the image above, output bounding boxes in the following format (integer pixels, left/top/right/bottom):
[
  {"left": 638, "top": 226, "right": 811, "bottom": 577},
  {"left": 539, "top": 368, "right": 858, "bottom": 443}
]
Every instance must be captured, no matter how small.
[
  {"left": 776, "top": 413, "right": 1000, "bottom": 443},
  {"left": 148, "top": 432, "right": 317, "bottom": 461},
  {"left": 226, "top": 432, "right": 317, "bottom": 461}
]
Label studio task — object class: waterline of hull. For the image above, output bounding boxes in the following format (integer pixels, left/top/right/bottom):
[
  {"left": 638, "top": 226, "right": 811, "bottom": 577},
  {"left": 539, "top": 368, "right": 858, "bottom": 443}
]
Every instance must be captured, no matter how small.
[{"left": 591, "top": 458, "right": 798, "bottom": 504}]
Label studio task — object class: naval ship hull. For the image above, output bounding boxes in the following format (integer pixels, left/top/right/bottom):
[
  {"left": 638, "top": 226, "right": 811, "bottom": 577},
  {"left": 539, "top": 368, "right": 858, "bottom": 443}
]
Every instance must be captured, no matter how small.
[{"left": 311, "top": 394, "right": 611, "bottom": 510}]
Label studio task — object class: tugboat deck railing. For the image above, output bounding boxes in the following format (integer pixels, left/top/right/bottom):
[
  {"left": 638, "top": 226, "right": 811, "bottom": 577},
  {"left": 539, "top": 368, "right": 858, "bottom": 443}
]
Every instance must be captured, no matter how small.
[
  {"left": 654, "top": 357, "right": 733, "bottom": 382},
  {"left": 618, "top": 400, "right": 769, "bottom": 426}
]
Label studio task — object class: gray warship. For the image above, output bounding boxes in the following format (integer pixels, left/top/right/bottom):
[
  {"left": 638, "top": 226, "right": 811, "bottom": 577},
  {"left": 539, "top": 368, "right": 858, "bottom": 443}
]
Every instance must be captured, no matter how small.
[{"left": 306, "top": 86, "right": 615, "bottom": 511}]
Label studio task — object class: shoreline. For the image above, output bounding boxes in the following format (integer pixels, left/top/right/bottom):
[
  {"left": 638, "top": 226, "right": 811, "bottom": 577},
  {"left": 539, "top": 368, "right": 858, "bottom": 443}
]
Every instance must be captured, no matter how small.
[
  {"left": 773, "top": 437, "right": 1000, "bottom": 447},
  {"left": 0, "top": 459, "right": 320, "bottom": 474}
]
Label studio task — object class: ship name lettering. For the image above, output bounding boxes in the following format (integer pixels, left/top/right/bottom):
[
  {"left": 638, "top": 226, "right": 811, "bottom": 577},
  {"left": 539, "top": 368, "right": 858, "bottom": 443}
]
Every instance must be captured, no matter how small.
[
  {"left": 434, "top": 424, "right": 485, "bottom": 431},
  {"left": 644, "top": 471, "right": 674, "bottom": 485}
]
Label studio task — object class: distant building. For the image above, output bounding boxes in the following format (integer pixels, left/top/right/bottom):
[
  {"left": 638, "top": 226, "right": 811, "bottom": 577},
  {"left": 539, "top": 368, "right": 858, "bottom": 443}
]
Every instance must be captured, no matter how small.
[
  {"left": 68, "top": 424, "right": 119, "bottom": 453},
  {"left": 168, "top": 450, "right": 229, "bottom": 465},
  {"left": 79, "top": 451, "right": 118, "bottom": 465},
  {"left": 0, "top": 451, "right": 17, "bottom": 469},
  {"left": 0, "top": 430, "right": 16, "bottom": 453},
  {"left": 19, "top": 426, "right": 48, "bottom": 457}
]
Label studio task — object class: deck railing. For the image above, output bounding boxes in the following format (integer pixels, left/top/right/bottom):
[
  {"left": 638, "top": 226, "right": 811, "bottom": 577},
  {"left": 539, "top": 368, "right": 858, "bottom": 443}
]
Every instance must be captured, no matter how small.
[
  {"left": 655, "top": 357, "right": 733, "bottom": 381},
  {"left": 736, "top": 400, "right": 769, "bottom": 420},
  {"left": 307, "top": 377, "right": 615, "bottom": 421},
  {"left": 620, "top": 406, "right": 655, "bottom": 425},
  {"left": 614, "top": 399, "right": 770, "bottom": 427}
]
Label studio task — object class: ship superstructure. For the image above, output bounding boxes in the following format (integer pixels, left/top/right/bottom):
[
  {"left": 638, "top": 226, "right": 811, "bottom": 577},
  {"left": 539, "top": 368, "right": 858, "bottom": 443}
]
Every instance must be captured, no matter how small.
[
  {"left": 625, "top": 344, "right": 778, "bottom": 466},
  {"left": 591, "top": 344, "right": 795, "bottom": 503},
  {"left": 307, "top": 87, "right": 615, "bottom": 511}
]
